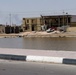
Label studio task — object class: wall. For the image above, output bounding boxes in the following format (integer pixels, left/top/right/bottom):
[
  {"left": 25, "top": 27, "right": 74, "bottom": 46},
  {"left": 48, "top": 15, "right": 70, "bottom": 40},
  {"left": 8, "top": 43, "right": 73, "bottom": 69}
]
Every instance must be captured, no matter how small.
[
  {"left": 0, "top": 25, "right": 5, "bottom": 33},
  {"left": 67, "top": 27, "right": 76, "bottom": 32}
]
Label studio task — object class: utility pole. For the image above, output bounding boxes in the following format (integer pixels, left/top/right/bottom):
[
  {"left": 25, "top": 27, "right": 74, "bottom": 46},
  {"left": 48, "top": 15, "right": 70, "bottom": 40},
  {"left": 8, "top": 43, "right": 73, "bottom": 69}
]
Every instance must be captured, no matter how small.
[
  {"left": 9, "top": 14, "right": 11, "bottom": 33},
  {"left": 63, "top": 11, "right": 65, "bottom": 32}
]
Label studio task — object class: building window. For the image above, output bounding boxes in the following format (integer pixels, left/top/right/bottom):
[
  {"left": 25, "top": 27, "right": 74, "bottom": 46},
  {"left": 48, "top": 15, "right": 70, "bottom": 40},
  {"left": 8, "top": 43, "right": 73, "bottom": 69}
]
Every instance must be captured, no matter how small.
[
  {"left": 31, "top": 19, "right": 34, "bottom": 23},
  {"left": 27, "top": 20, "right": 29, "bottom": 23}
]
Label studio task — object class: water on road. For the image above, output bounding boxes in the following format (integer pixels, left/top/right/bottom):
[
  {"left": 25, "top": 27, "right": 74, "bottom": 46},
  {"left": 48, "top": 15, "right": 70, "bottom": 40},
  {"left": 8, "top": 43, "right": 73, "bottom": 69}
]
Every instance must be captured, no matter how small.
[{"left": 0, "top": 37, "right": 76, "bottom": 51}]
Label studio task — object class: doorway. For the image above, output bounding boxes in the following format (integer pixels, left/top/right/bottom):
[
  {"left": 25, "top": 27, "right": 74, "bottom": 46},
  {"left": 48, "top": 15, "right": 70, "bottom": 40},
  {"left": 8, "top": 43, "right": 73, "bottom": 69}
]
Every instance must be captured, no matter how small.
[{"left": 32, "top": 25, "right": 35, "bottom": 31}]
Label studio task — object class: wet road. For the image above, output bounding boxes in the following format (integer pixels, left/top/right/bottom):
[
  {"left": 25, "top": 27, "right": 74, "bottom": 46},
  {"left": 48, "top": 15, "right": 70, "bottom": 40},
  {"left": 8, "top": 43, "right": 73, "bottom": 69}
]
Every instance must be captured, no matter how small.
[
  {"left": 0, "top": 60, "right": 76, "bottom": 75},
  {"left": 0, "top": 37, "right": 76, "bottom": 51}
]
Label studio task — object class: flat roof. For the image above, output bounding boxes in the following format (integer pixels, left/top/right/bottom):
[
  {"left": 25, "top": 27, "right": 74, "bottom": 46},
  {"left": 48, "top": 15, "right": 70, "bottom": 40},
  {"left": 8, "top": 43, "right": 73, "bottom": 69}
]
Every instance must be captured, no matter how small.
[{"left": 41, "top": 14, "right": 72, "bottom": 17}]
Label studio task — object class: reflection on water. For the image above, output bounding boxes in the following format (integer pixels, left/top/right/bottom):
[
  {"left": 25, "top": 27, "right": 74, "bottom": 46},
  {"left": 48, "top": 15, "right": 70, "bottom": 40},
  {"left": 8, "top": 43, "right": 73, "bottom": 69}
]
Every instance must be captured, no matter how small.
[{"left": 0, "top": 37, "right": 76, "bottom": 51}]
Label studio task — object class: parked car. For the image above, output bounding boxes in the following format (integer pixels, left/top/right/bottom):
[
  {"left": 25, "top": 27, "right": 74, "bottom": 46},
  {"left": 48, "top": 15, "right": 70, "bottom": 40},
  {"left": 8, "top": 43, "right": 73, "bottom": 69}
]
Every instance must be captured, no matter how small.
[{"left": 46, "top": 28, "right": 55, "bottom": 33}]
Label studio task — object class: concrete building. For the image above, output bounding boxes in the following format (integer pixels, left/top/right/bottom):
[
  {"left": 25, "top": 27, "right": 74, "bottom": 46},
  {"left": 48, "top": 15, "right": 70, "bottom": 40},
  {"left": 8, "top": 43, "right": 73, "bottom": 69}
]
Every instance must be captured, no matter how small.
[
  {"left": 41, "top": 15, "right": 71, "bottom": 27},
  {"left": 21, "top": 15, "right": 76, "bottom": 31},
  {"left": 21, "top": 17, "right": 43, "bottom": 31},
  {"left": 42, "top": 15, "right": 76, "bottom": 27}
]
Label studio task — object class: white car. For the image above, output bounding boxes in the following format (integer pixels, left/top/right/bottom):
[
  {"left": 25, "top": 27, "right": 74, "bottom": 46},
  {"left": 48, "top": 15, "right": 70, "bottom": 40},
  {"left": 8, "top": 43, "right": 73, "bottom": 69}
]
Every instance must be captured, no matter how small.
[{"left": 46, "top": 28, "right": 54, "bottom": 33}]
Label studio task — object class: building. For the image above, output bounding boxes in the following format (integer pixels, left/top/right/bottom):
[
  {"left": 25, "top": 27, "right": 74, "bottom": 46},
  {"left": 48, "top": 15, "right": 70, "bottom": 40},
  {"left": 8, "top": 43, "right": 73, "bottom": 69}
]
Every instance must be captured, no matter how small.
[
  {"left": 41, "top": 15, "right": 71, "bottom": 27},
  {"left": 21, "top": 15, "right": 76, "bottom": 31},
  {"left": 21, "top": 17, "right": 43, "bottom": 31}
]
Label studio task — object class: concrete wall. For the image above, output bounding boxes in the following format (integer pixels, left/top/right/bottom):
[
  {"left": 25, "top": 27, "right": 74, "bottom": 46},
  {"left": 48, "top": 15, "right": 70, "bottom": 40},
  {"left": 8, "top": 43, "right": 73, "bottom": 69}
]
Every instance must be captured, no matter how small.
[
  {"left": 71, "top": 15, "right": 76, "bottom": 22},
  {"left": 37, "top": 18, "right": 41, "bottom": 31},
  {"left": 67, "top": 27, "right": 76, "bottom": 32},
  {"left": 71, "top": 22, "right": 76, "bottom": 27},
  {"left": 0, "top": 25, "right": 5, "bottom": 33}
]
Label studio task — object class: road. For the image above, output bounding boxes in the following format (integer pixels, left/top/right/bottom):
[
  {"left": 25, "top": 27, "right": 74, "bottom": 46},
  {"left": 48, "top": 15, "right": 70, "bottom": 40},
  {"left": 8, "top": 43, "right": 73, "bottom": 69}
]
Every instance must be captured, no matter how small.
[{"left": 0, "top": 60, "right": 76, "bottom": 75}]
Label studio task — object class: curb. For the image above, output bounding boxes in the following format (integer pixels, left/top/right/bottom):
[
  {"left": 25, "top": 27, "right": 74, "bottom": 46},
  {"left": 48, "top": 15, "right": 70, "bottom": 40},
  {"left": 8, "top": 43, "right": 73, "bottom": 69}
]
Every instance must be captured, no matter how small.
[
  {"left": 63, "top": 58, "right": 76, "bottom": 65},
  {"left": 0, "top": 54, "right": 26, "bottom": 61},
  {"left": 0, "top": 54, "right": 76, "bottom": 65},
  {"left": 26, "top": 55, "right": 63, "bottom": 64}
]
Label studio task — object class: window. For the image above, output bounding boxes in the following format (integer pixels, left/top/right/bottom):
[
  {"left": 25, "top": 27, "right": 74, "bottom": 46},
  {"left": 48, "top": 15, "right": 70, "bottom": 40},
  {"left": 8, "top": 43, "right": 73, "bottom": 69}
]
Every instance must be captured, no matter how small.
[
  {"left": 27, "top": 20, "right": 29, "bottom": 23},
  {"left": 31, "top": 19, "right": 34, "bottom": 23}
]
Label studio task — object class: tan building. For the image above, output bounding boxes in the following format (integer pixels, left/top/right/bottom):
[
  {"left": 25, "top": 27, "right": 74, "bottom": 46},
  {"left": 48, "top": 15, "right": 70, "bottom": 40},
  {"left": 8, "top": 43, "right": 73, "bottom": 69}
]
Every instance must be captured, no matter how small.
[{"left": 21, "top": 17, "right": 43, "bottom": 31}]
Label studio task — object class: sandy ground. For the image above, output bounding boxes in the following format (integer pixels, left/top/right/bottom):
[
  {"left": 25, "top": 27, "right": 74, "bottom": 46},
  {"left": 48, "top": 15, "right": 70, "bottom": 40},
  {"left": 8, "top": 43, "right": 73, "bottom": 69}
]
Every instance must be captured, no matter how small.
[{"left": 0, "top": 31, "right": 76, "bottom": 38}]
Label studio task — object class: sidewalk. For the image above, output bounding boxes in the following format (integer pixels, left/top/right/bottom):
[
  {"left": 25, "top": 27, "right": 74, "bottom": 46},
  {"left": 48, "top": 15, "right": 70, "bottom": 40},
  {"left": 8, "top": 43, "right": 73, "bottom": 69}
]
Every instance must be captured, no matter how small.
[{"left": 0, "top": 48, "right": 76, "bottom": 65}]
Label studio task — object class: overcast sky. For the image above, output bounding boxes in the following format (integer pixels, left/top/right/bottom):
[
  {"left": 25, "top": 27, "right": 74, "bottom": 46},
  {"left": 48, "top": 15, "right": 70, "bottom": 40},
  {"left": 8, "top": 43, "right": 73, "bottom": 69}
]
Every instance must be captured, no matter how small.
[{"left": 0, "top": 0, "right": 76, "bottom": 25}]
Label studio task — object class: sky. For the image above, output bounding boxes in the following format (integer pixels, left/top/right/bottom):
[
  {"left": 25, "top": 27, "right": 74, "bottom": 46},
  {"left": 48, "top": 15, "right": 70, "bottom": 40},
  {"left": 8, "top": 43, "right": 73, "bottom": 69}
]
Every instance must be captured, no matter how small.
[{"left": 0, "top": 0, "right": 76, "bottom": 25}]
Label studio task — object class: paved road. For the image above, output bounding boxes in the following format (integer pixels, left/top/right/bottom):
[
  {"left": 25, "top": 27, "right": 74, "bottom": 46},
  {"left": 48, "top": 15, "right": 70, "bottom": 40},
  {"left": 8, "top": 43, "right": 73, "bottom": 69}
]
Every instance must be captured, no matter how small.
[{"left": 0, "top": 60, "right": 76, "bottom": 75}]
